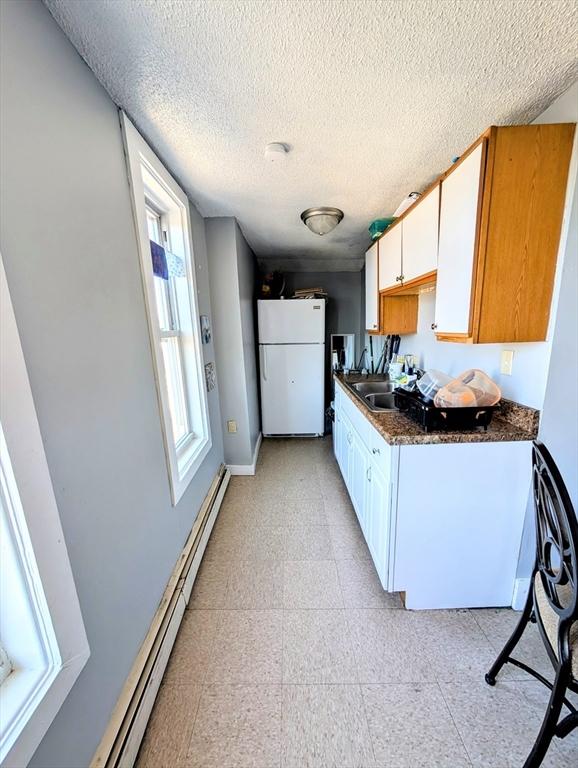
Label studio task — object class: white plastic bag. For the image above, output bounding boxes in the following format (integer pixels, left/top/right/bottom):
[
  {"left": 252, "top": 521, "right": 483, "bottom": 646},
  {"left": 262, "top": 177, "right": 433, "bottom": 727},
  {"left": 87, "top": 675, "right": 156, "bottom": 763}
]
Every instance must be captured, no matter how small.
[{"left": 434, "top": 369, "right": 501, "bottom": 408}]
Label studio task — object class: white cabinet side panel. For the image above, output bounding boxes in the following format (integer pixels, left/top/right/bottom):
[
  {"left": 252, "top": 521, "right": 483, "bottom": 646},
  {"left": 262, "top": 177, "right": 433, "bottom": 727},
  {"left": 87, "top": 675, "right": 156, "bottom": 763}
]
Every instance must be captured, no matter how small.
[
  {"left": 365, "top": 243, "right": 379, "bottom": 331},
  {"left": 393, "top": 440, "right": 531, "bottom": 609}
]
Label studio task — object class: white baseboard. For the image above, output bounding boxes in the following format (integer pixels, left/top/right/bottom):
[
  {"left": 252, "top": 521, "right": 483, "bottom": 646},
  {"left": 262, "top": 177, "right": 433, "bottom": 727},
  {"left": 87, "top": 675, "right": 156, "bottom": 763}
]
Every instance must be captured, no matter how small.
[
  {"left": 227, "top": 432, "right": 262, "bottom": 476},
  {"left": 512, "top": 577, "right": 531, "bottom": 610}
]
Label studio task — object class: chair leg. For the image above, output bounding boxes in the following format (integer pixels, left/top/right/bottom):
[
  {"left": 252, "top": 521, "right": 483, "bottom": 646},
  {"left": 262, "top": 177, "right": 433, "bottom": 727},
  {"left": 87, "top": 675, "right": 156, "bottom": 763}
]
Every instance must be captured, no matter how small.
[
  {"left": 485, "top": 584, "right": 534, "bottom": 686},
  {"left": 522, "top": 667, "right": 570, "bottom": 768},
  {"left": 555, "top": 710, "right": 578, "bottom": 739}
]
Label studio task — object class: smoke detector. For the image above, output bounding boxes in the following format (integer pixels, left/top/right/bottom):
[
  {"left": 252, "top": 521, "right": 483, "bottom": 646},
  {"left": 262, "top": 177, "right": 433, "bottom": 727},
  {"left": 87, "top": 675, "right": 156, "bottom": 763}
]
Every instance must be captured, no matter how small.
[{"left": 264, "top": 142, "right": 289, "bottom": 162}]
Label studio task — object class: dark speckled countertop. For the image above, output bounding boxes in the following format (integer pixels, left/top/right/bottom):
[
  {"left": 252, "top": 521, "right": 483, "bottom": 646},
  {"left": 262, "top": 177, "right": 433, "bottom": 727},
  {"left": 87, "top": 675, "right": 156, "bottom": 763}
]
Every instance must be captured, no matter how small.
[{"left": 334, "top": 373, "right": 539, "bottom": 446}]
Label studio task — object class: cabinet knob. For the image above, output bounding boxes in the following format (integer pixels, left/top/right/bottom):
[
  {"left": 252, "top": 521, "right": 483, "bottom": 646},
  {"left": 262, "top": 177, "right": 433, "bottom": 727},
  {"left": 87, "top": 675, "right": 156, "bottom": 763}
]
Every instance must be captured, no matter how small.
[
  {"left": 395, "top": 276, "right": 401, "bottom": 282},
  {"left": 373, "top": 323, "right": 377, "bottom": 328},
  {"left": 372, "top": 448, "right": 380, "bottom": 455},
  {"left": 431, "top": 323, "right": 438, "bottom": 330}
]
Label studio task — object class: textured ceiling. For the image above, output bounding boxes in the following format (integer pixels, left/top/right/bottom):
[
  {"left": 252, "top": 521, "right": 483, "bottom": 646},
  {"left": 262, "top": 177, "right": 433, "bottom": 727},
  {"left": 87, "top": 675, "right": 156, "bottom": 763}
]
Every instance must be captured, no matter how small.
[{"left": 45, "top": 0, "right": 578, "bottom": 272}]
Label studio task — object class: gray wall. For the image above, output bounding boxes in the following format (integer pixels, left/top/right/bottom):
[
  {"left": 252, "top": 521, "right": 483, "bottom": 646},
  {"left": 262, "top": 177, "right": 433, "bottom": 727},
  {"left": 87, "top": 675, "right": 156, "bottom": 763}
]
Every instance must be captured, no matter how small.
[
  {"left": 206, "top": 218, "right": 260, "bottom": 467},
  {"left": 539, "top": 187, "right": 578, "bottom": 512},
  {"left": 0, "top": 2, "right": 224, "bottom": 766},
  {"left": 534, "top": 82, "right": 578, "bottom": 512},
  {"left": 235, "top": 225, "right": 261, "bottom": 453},
  {"left": 514, "top": 83, "right": 578, "bottom": 577},
  {"left": 515, "top": 147, "right": 578, "bottom": 575},
  {"left": 284, "top": 271, "right": 364, "bottom": 360},
  {"left": 283, "top": 271, "right": 364, "bottom": 406}
]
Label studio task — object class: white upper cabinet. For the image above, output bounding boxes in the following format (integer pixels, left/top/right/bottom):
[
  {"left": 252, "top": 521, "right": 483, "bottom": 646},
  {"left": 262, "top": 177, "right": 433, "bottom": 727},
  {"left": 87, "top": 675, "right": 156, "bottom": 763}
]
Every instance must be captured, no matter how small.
[
  {"left": 434, "top": 142, "right": 485, "bottom": 335},
  {"left": 378, "top": 223, "right": 402, "bottom": 291},
  {"left": 401, "top": 184, "right": 439, "bottom": 283},
  {"left": 365, "top": 241, "right": 379, "bottom": 331}
]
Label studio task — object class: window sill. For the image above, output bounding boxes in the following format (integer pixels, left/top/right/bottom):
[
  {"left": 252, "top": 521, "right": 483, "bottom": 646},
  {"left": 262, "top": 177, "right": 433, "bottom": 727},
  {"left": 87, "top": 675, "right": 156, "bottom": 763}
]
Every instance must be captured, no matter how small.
[{"left": 171, "top": 433, "right": 212, "bottom": 506}]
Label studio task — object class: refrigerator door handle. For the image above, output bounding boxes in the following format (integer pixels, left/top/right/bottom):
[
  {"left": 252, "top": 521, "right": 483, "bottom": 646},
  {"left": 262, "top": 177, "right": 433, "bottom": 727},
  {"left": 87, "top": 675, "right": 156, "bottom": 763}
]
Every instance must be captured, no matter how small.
[{"left": 260, "top": 345, "right": 268, "bottom": 381}]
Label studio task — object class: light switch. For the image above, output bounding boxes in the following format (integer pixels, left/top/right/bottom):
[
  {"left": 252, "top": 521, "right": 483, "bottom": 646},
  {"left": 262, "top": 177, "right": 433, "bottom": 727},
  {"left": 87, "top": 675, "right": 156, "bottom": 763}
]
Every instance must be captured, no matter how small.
[
  {"left": 500, "top": 350, "right": 514, "bottom": 376},
  {"left": 227, "top": 420, "right": 237, "bottom": 433}
]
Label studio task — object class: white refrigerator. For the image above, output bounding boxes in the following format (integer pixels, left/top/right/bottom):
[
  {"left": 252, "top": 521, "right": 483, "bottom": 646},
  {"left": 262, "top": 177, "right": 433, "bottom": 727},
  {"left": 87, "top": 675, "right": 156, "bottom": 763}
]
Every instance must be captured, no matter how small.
[{"left": 258, "top": 299, "right": 325, "bottom": 436}]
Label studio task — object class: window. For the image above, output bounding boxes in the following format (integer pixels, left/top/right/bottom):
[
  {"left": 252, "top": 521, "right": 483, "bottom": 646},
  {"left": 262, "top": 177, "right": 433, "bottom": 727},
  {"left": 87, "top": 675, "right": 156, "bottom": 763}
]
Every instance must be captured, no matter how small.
[
  {"left": 0, "top": 256, "right": 89, "bottom": 766},
  {"left": 121, "top": 113, "right": 211, "bottom": 505},
  {"left": 146, "top": 203, "right": 191, "bottom": 447}
]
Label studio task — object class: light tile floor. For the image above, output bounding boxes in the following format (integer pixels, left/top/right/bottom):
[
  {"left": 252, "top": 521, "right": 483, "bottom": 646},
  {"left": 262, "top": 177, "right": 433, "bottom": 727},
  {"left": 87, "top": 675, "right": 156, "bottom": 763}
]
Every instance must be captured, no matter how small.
[{"left": 136, "top": 437, "right": 577, "bottom": 768}]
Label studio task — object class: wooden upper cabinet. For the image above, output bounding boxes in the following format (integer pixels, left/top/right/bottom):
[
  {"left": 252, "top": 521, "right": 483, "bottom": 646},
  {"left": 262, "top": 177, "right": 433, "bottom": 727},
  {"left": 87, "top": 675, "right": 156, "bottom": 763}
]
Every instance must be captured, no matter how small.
[
  {"left": 435, "top": 123, "right": 575, "bottom": 343},
  {"left": 435, "top": 142, "right": 485, "bottom": 336},
  {"left": 378, "top": 222, "right": 402, "bottom": 291},
  {"left": 401, "top": 183, "right": 439, "bottom": 284},
  {"left": 365, "top": 241, "right": 379, "bottom": 332}
]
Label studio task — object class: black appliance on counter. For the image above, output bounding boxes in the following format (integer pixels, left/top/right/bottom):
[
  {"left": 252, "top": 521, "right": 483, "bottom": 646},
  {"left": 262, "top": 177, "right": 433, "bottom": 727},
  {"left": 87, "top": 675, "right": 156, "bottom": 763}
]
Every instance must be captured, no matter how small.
[{"left": 394, "top": 389, "right": 500, "bottom": 433}]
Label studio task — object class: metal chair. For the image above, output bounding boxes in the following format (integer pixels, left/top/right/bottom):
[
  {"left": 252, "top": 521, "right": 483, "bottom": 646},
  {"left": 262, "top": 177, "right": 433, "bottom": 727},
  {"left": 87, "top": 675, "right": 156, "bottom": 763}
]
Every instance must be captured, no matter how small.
[{"left": 485, "top": 441, "right": 578, "bottom": 767}]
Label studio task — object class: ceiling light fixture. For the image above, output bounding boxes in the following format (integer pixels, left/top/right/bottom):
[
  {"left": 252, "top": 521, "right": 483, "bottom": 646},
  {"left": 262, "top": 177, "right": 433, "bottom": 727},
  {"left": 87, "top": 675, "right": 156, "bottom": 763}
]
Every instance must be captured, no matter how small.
[{"left": 300, "top": 207, "right": 344, "bottom": 236}]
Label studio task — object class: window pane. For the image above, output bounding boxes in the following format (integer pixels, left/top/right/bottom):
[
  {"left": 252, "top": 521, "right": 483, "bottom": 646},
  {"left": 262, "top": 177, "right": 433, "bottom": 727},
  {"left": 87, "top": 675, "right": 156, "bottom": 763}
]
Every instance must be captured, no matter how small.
[
  {"left": 146, "top": 207, "right": 162, "bottom": 244},
  {"left": 153, "top": 276, "right": 171, "bottom": 331},
  {"left": 160, "top": 336, "right": 190, "bottom": 445}
]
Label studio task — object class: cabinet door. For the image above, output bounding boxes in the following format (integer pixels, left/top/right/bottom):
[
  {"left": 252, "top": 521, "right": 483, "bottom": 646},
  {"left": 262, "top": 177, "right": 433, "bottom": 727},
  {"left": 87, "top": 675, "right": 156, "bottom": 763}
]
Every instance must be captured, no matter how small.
[
  {"left": 365, "top": 242, "right": 379, "bottom": 332},
  {"left": 378, "top": 223, "right": 402, "bottom": 291},
  {"left": 333, "top": 409, "right": 346, "bottom": 478},
  {"left": 339, "top": 413, "right": 353, "bottom": 490},
  {"left": 435, "top": 142, "right": 485, "bottom": 335},
  {"left": 366, "top": 463, "right": 390, "bottom": 590},
  {"left": 333, "top": 408, "right": 341, "bottom": 463},
  {"left": 349, "top": 430, "right": 369, "bottom": 530},
  {"left": 402, "top": 185, "right": 439, "bottom": 283}
]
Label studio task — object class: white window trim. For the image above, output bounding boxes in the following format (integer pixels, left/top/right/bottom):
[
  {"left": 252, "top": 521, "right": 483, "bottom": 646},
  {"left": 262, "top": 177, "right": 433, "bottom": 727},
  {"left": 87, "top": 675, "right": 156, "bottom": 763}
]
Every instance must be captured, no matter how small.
[
  {"left": 120, "top": 112, "right": 211, "bottom": 505},
  {"left": 0, "top": 256, "right": 90, "bottom": 768}
]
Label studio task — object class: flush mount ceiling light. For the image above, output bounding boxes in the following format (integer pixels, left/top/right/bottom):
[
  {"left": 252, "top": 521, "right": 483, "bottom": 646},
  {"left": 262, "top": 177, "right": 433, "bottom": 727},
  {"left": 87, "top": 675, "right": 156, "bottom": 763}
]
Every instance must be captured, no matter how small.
[{"left": 300, "top": 207, "right": 344, "bottom": 236}]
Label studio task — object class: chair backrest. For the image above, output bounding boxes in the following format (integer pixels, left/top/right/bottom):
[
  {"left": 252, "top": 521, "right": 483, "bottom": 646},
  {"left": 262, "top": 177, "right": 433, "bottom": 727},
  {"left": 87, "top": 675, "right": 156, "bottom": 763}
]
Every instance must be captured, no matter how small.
[{"left": 533, "top": 441, "right": 578, "bottom": 623}]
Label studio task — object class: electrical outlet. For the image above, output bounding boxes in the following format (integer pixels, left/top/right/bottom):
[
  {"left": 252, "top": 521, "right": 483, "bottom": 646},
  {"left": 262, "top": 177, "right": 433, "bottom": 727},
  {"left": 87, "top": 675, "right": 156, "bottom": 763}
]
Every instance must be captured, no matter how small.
[
  {"left": 500, "top": 350, "right": 514, "bottom": 376},
  {"left": 227, "top": 420, "right": 237, "bottom": 433}
]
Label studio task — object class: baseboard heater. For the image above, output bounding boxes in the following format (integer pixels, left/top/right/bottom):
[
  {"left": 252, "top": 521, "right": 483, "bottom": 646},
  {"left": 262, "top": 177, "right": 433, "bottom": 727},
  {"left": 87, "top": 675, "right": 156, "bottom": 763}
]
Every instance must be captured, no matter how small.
[{"left": 90, "top": 464, "right": 230, "bottom": 768}]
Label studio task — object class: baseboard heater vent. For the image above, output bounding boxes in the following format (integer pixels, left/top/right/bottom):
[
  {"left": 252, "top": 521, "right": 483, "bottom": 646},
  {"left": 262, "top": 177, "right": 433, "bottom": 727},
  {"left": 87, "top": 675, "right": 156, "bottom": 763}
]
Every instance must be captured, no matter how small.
[{"left": 90, "top": 464, "right": 230, "bottom": 768}]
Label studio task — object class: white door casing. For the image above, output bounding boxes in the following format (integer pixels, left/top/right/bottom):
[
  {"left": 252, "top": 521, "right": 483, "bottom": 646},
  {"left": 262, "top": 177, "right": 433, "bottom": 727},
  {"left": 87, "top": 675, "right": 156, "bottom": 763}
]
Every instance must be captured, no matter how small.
[{"left": 0, "top": 256, "right": 89, "bottom": 767}]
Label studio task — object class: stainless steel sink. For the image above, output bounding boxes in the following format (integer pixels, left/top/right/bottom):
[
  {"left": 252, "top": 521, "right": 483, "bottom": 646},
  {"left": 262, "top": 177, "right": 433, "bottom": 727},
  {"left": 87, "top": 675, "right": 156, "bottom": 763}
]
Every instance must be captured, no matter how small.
[
  {"left": 364, "top": 392, "right": 398, "bottom": 411},
  {"left": 351, "top": 381, "right": 394, "bottom": 396}
]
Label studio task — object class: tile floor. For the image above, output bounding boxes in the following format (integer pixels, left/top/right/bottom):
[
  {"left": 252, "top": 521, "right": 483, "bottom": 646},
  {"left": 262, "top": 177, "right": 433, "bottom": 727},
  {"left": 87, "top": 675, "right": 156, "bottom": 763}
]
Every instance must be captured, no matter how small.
[{"left": 136, "top": 437, "right": 577, "bottom": 768}]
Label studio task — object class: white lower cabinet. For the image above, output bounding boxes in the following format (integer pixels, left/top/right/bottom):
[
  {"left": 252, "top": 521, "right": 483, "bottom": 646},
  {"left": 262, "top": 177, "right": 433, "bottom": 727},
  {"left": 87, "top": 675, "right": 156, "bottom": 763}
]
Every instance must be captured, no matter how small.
[
  {"left": 365, "top": 459, "right": 391, "bottom": 590},
  {"left": 333, "top": 388, "right": 393, "bottom": 590},
  {"left": 349, "top": 429, "right": 369, "bottom": 528},
  {"left": 338, "top": 412, "right": 353, "bottom": 489},
  {"left": 333, "top": 379, "right": 532, "bottom": 609}
]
